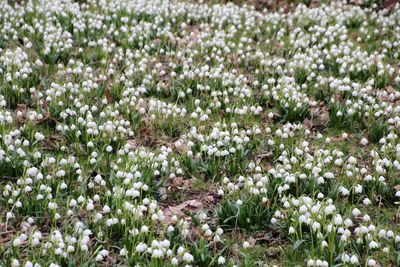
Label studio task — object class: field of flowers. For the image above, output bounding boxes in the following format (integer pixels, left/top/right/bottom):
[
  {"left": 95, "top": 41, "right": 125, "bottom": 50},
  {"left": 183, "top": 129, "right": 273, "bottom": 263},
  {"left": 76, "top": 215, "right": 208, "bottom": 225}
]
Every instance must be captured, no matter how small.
[{"left": 1, "top": 0, "right": 400, "bottom": 266}]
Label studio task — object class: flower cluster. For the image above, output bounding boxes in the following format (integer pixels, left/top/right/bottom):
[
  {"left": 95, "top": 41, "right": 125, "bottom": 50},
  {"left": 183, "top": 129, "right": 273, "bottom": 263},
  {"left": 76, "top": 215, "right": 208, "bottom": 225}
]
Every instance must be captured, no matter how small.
[{"left": 1, "top": 0, "right": 400, "bottom": 266}]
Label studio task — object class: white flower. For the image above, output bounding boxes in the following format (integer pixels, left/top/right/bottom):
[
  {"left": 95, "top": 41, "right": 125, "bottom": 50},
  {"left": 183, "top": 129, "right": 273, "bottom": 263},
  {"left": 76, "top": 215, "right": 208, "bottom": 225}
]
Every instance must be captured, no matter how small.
[
  {"left": 363, "top": 198, "right": 371, "bottom": 206},
  {"left": 341, "top": 253, "right": 349, "bottom": 263},
  {"left": 95, "top": 254, "right": 103, "bottom": 261},
  {"left": 369, "top": 241, "right": 379, "bottom": 249},
  {"left": 12, "top": 238, "right": 21, "bottom": 247},
  {"left": 152, "top": 249, "right": 163, "bottom": 258},
  {"left": 48, "top": 202, "right": 58, "bottom": 210},
  {"left": 120, "top": 248, "right": 127, "bottom": 256},
  {"left": 350, "top": 255, "right": 359, "bottom": 264},
  {"left": 352, "top": 208, "right": 361, "bottom": 216},
  {"left": 312, "top": 222, "right": 321, "bottom": 231},
  {"left": 135, "top": 243, "right": 147, "bottom": 253},
  {"left": 360, "top": 138, "right": 369, "bottom": 146},
  {"left": 11, "top": 259, "right": 20, "bottom": 267},
  {"left": 182, "top": 252, "right": 194, "bottom": 262},
  {"left": 243, "top": 241, "right": 250, "bottom": 249},
  {"left": 171, "top": 257, "right": 178, "bottom": 265},
  {"left": 217, "top": 256, "right": 226, "bottom": 265},
  {"left": 367, "top": 258, "right": 377, "bottom": 266}
]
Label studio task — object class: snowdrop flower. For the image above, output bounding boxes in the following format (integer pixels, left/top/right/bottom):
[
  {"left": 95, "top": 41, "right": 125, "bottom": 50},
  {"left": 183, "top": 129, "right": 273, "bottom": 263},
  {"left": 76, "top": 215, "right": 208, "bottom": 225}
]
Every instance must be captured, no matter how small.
[
  {"left": 369, "top": 241, "right": 379, "bottom": 249},
  {"left": 217, "top": 256, "right": 226, "bottom": 265},
  {"left": 363, "top": 198, "right": 371, "bottom": 206},
  {"left": 350, "top": 255, "right": 359, "bottom": 264},
  {"left": 182, "top": 252, "right": 194, "bottom": 262},
  {"left": 171, "top": 257, "right": 178, "bottom": 265},
  {"left": 367, "top": 258, "right": 377, "bottom": 266}
]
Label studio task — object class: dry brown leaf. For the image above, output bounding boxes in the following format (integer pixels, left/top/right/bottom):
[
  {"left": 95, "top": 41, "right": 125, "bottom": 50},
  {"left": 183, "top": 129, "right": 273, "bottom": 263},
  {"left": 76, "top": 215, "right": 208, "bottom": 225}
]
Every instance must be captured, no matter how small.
[
  {"left": 189, "top": 226, "right": 202, "bottom": 240},
  {"left": 311, "top": 106, "right": 329, "bottom": 125},
  {"left": 175, "top": 140, "right": 189, "bottom": 154},
  {"left": 167, "top": 198, "right": 205, "bottom": 218},
  {"left": 232, "top": 229, "right": 244, "bottom": 241},
  {"left": 263, "top": 199, "right": 271, "bottom": 209},
  {"left": 168, "top": 203, "right": 187, "bottom": 217},
  {"left": 385, "top": 0, "right": 396, "bottom": 12},
  {"left": 386, "top": 85, "right": 394, "bottom": 93},
  {"left": 330, "top": 135, "right": 344, "bottom": 142},
  {"left": 376, "top": 195, "right": 383, "bottom": 208},
  {"left": 104, "top": 89, "right": 113, "bottom": 103},
  {"left": 186, "top": 199, "right": 203, "bottom": 208},
  {"left": 319, "top": 112, "right": 330, "bottom": 125},
  {"left": 41, "top": 100, "right": 49, "bottom": 109},
  {"left": 0, "top": 236, "right": 11, "bottom": 245},
  {"left": 256, "top": 152, "right": 272, "bottom": 166},
  {"left": 257, "top": 152, "right": 272, "bottom": 159},
  {"left": 182, "top": 178, "right": 195, "bottom": 190},
  {"left": 247, "top": 236, "right": 257, "bottom": 246},
  {"left": 17, "top": 104, "right": 27, "bottom": 124},
  {"left": 303, "top": 118, "right": 313, "bottom": 130},
  {"left": 17, "top": 103, "right": 26, "bottom": 111},
  {"left": 43, "top": 112, "right": 51, "bottom": 120},
  {"left": 105, "top": 256, "right": 117, "bottom": 266},
  {"left": 35, "top": 112, "right": 52, "bottom": 125},
  {"left": 135, "top": 100, "right": 147, "bottom": 111},
  {"left": 126, "top": 139, "right": 138, "bottom": 150},
  {"left": 172, "top": 177, "right": 184, "bottom": 188},
  {"left": 203, "top": 195, "right": 214, "bottom": 203},
  {"left": 140, "top": 127, "right": 151, "bottom": 138},
  {"left": 163, "top": 210, "right": 174, "bottom": 224}
]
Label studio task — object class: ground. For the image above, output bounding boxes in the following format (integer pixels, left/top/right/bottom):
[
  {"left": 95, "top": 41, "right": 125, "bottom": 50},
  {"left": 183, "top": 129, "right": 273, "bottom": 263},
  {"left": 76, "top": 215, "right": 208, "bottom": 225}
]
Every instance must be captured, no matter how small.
[{"left": 0, "top": 0, "right": 400, "bottom": 266}]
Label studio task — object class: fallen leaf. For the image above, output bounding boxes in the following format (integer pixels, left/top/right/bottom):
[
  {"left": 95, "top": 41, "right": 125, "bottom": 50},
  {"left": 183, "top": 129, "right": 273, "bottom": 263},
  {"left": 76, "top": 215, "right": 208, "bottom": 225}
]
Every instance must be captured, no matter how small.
[
  {"left": 163, "top": 209, "right": 174, "bottom": 224},
  {"left": 42, "top": 100, "right": 49, "bottom": 109},
  {"left": 167, "top": 198, "right": 205, "bottom": 218},
  {"left": 104, "top": 89, "right": 113, "bottom": 103},
  {"left": 0, "top": 236, "right": 11, "bottom": 245},
  {"left": 330, "top": 135, "right": 344, "bottom": 142},
  {"left": 384, "top": 0, "right": 396, "bottom": 12},
  {"left": 135, "top": 99, "right": 147, "bottom": 111},
  {"left": 257, "top": 152, "right": 272, "bottom": 159},
  {"left": 263, "top": 199, "right": 271, "bottom": 209},
  {"left": 376, "top": 195, "right": 383, "bottom": 208},
  {"left": 189, "top": 226, "right": 201, "bottom": 240},
  {"left": 168, "top": 203, "right": 187, "bottom": 217},
  {"left": 17, "top": 104, "right": 27, "bottom": 124},
  {"left": 17, "top": 103, "right": 26, "bottom": 111},
  {"left": 311, "top": 106, "right": 329, "bottom": 125},
  {"left": 175, "top": 139, "right": 189, "bottom": 154},
  {"left": 126, "top": 139, "right": 138, "bottom": 149},
  {"left": 182, "top": 178, "right": 195, "bottom": 190},
  {"left": 303, "top": 118, "right": 313, "bottom": 130},
  {"left": 319, "top": 112, "right": 329, "bottom": 125},
  {"left": 172, "top": 177, "right": 184, "bottom": 188},
  {"left": 247, "top": 236, "right": 257, "bottom": 246},
  {"left": 203, "top": 195, "right": 214, "bottom": 203},
  {"left": 232, "top": 229, "right": 244, "bottom": 241},
  {"left": 256, "top": 152, "right": 272, "bottom": 166},
  {"left": 35, "top": 112, "right": 51, "bottom": 124},
  {"left": 140, "top": 127, "right": 151, "bottom": 138},
  {"left": 186, "top": 199, "right": 203, "bottom": 208}
]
